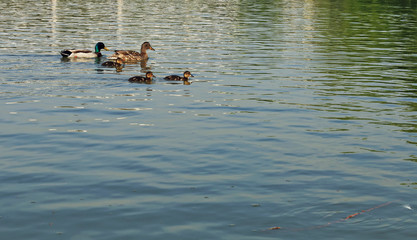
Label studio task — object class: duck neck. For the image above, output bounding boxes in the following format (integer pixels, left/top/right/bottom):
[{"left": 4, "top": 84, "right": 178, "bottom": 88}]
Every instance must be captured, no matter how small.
[{"left": 140, "top": 46, "right": 149, "bottom": 57}]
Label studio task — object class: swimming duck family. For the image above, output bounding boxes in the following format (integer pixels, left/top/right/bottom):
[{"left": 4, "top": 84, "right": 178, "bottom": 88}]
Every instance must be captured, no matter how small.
[
  {"left": 108, "top": 42, "right": 155, "bottom": 62},
  {"left": 59, "top": 41, "right": 195, "bottom": 85},
  {"left": 128, "top": 71, "right": 155, "bottom": 84},
  {"left": 60, "top": 42, "right": 109, "bottom": 58}
]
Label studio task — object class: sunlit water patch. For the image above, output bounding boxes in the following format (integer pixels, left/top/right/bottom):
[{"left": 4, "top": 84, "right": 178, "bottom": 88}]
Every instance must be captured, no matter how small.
[{"left": 0, "top": 0, "right": 416, "bottom": 239}]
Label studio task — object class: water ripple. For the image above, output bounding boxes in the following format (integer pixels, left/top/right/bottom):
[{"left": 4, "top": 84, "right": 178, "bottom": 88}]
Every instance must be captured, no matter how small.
[{"left": 1, "top": 0, "right": 417, "bottom": 239}]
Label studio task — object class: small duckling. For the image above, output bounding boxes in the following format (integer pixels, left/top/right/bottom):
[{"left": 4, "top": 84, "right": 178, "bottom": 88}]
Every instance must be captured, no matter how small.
[
  {"left": 164, "top": 71, "right": 194, "bottom": 81},
  {"left": 101, "top": 57, "right": 124, "bottom": 67},
  {"left": 128, "top": 71, "right": 155, "bottom": 84},
  {"left": 60, "top": 42, "right": 109, "bottom": 58}
]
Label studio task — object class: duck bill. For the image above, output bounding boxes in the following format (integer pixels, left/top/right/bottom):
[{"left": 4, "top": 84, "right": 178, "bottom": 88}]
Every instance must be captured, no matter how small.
[
  {"left": 104, "top": 47, "right": 109, "bottom": 51},
  {"left": 150, "top": 46, "right": 155, "bottom": 51}
]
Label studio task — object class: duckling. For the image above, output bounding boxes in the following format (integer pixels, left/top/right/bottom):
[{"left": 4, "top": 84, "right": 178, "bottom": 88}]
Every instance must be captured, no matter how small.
[
  {"left": 128, "top": 71, "right": 155, "bottom": 84},
  {"left": 164, "top": 71, "right": 194, "bottom": 81},
  {"left": 101, "top": 58, "right": 124, "bottom": 72},
  {"left": 60, "top": 42, "right": 109, "bottom": 58},
  {"left": 101, "top": 57, "right": 124, "bottom": 67},
  {"left": 108, "top": 42, "right": 155, "bottom": 62}
]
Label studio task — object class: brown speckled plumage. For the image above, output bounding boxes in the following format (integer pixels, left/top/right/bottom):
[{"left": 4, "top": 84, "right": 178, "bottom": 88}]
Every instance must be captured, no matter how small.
[
  {"left": 109, "top": 42, "right": 154, "bottom": 62},
  {"left": 128, "top": 71, "right": 155, "bottom": 84},
  {"left": 101, "top": 58, "right": 124, "bottom": 67},
  {"left": 164, "top": 71, "right": 194, "bottom": 81}
]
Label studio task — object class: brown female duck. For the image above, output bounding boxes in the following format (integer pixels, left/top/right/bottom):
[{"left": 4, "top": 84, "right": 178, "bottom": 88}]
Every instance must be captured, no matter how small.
[{"left": 108, "top": 42, "right": 155, "bottom": 62}]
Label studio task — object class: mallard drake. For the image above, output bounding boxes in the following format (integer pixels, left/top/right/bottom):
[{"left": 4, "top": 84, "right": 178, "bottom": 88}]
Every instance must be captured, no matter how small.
[
  {"left": 128, "top": 71, "right": 155, "bottom": 84},
  {"left": 164, "top": 71, "right": 194, "bottom": 81},
  {"left": 108, "top": 42, "right": 154, "bottom": 62},
  {"left": 60, "top": 42, "right": 109, "bottom": 58}
]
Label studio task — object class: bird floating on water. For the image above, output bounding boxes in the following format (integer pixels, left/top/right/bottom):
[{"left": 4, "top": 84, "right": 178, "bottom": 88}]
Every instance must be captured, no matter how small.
[
  {"left": 108, "top": 42, "right": 154, "bottom": 62},
  {"left": 128, "top": 71, "right": 155, "bottom": 84},
  {"left": 60, "top": 42, "right": 109, "bottom": 58},
  {"left": 164, "top": 71, "right": 194, "bottom": 81}
]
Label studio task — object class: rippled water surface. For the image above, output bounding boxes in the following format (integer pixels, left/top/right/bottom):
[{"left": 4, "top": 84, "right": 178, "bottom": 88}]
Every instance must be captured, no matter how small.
[{"left": 1, "top": 0, "right": 417, "bottom": 239}]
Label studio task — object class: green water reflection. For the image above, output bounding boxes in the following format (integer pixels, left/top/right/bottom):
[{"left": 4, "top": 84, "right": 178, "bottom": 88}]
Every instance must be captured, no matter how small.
[{"left": 0, "top": 1, "right": 417, "bottom": 239}]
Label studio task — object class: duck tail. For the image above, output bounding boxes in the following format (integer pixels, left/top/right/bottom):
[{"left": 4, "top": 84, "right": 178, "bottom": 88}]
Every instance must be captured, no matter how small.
[{"left": 60, "top": 50, "right": 72, "bottom": 58}]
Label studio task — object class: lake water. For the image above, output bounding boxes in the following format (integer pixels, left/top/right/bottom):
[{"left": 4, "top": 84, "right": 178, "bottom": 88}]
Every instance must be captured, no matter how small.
[{"left": 1, "top": 0, "right": 416, "bottom": 239}]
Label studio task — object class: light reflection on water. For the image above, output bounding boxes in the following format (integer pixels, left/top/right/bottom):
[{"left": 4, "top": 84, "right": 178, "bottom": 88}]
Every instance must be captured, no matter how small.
[{"left": 0, "top": 0, "right": 417, "bottom": 239}]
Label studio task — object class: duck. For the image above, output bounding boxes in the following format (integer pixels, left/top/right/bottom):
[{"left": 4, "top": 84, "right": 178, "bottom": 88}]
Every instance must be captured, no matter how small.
[
  {"left": 60, "top": 42, "right": 109, "bottom": 58},
  {"left": 164, "top": 71, "right": 194, "bottom": 81},
  {"left": 101, "top": 58, "right": 124, "bottom": 72},
  {"left": 108, "top": 42, "right": 155, "bottom": 62},
  {"left": 128, "top": 71, "right": 155, "bottom": 84},
  {"left": 101, "top": 57, "right": 124, "bottom": 67}
]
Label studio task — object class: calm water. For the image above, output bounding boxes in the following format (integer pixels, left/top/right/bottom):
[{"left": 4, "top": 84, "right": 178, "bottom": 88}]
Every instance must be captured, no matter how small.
[{"left": 1, "top": 0, "right": 417, "bottom": 239}]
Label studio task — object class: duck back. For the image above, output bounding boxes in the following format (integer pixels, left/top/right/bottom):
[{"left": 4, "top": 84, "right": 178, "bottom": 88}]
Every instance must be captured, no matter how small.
[{"left": 164, "top": 75, "right": 182, "bottom": 81}]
